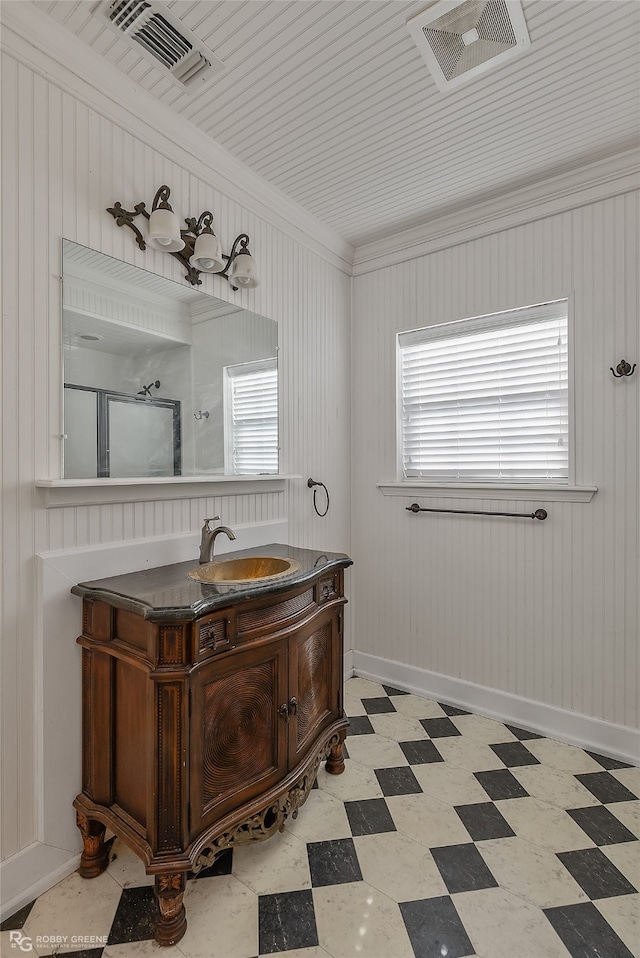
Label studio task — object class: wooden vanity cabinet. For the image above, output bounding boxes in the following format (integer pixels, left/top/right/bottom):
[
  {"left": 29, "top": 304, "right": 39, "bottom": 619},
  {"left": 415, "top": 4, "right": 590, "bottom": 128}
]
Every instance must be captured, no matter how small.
[{"left": 73, "top": 565, "right": 349, "bottom": 947}]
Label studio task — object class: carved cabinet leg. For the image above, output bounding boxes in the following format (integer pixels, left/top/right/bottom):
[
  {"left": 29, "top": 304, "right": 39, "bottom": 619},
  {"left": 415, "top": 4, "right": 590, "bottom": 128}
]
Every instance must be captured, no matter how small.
[
  {"left": 76, "top": 812, "right": 109, "bottom": 878},
  {"left": 324, "top": 731, "right": 346, "bottom": 775},
  {"left": 154, "top": 873, "right": 187, "bottom": 946}
]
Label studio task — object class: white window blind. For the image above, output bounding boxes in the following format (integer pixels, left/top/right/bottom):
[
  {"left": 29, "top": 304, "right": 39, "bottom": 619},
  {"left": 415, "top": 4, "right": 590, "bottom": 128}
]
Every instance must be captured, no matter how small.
[
  {"left": 399, "top": 301, "right": 569, "bottom": 481},
  {"left": 224, "top": 358, "right": 278, "bottom": 475}
]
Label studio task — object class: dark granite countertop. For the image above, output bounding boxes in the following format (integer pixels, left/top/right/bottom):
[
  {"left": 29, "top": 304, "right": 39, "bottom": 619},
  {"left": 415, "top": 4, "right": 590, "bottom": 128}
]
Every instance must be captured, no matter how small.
[{"left": 71, "top": 543, "right": 352, "bottom": 621}]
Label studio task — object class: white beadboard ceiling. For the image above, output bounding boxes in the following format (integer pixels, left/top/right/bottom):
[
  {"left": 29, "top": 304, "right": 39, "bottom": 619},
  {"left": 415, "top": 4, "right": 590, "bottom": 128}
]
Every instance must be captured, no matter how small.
[{"left": 35, "top": 0, "right": 640, "bottom": 246}]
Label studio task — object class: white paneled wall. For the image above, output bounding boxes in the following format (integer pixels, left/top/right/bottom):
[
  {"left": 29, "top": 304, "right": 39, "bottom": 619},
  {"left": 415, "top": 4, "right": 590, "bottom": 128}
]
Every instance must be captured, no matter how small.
[
  {"left": 352, "top": 192, "right": 639, "bottom": 734},
  {"left": 0, "top": 46, "right": 351, "bottom": 864}
]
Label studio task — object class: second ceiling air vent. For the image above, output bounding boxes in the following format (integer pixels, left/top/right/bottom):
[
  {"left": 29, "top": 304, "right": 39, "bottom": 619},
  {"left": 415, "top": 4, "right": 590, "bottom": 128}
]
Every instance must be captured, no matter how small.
[
  {"left": 99, "top": 0, "right": 224, "bottom": 92},
  {"left": 408, "top": 0, "right": 530, "bottom": 92}
]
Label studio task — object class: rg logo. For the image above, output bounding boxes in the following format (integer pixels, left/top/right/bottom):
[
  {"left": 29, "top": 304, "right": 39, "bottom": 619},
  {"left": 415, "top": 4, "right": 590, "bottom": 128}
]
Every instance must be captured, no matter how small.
[{"left": 9, "top": 932, "right": 33, "bottom": 952}]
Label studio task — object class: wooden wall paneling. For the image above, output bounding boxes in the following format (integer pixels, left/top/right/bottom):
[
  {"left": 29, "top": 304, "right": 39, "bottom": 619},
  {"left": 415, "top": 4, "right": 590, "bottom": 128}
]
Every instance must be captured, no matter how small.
[{"left": 351, "top": 193, "right": 638, "bottom": 731}]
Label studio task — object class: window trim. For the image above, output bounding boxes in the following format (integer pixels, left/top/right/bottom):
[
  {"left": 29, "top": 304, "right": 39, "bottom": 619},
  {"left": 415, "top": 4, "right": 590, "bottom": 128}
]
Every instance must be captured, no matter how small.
[{"left": 395, "top": 296, "right": 580, "bottom": 491}]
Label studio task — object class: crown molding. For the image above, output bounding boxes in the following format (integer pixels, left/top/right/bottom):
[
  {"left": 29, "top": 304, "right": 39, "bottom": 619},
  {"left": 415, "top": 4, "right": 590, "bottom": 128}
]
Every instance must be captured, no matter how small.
[
  {"left": 0, "top": 3, "right": 354, "bottom": 274},
  {"left": 353, "top": 148, "right": 640, "bottom": 275}
]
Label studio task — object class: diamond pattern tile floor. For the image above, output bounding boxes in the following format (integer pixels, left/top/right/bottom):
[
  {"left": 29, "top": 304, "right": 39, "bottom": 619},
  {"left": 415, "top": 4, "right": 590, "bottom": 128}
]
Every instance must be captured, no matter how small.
[{"left": 3, "top": 677, "right": 638, "bottom": 958}]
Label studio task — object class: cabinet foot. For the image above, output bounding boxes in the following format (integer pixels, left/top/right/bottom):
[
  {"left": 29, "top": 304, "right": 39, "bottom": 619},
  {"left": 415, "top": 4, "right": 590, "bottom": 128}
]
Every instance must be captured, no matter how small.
[
  {"left": 76, "top": 812, "right": 110, "bottom": 878},
  {"left": 154, "top": 873, "right": 187, "bottom": 946},
  {"left": 325, "top": 737, "right": 345, "bottom": 775}
]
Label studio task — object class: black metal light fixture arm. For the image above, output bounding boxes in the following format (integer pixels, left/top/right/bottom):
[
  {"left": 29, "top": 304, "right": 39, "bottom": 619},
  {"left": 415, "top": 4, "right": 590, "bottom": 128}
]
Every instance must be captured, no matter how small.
[{"left": 106, "top": 186, "right": 254, "bottom": 290}]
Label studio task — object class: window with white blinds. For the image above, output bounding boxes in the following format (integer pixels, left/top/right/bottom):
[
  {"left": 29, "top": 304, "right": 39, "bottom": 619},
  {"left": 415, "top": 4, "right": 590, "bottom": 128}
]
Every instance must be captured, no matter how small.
[
  {"left": 398, "top": 301, "right": 569, "bottom": 482},
  {"left": 224, "top": 358, "right": 278, "bottom": 475}
]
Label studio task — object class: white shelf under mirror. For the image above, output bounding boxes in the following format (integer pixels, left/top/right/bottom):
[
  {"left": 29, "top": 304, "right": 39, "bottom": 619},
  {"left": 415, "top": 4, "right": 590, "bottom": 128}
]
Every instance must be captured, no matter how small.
[{"left": 36, "top": 475, "right": 301, "bottom": 508}]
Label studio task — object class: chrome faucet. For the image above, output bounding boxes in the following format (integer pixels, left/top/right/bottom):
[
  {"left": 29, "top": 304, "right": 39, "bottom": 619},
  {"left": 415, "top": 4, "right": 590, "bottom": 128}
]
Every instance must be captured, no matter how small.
[{"left": 199, "top": 517, "right": 237, "bottom": 564}]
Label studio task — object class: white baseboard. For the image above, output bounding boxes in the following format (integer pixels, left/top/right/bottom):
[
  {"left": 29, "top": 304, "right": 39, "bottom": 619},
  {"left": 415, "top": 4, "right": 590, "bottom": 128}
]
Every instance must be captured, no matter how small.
[
  {"left": 0, "top": 843, "right": 80, "bottom": 922},
  {"left": 351, "top": 651, "right": 639, "bottom": 766}
]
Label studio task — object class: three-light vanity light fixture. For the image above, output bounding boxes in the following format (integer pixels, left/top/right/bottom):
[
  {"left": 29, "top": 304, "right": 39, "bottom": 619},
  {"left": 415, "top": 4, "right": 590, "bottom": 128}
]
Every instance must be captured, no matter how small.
[{"left": 107, "top": 185, "right": 259, "bottom": 290}]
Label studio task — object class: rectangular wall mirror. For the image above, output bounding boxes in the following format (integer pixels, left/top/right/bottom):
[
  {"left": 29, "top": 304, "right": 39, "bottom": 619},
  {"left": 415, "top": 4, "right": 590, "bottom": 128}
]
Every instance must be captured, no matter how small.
[{"left": 62, "top": 240, "right": 278, "bottom": 479}]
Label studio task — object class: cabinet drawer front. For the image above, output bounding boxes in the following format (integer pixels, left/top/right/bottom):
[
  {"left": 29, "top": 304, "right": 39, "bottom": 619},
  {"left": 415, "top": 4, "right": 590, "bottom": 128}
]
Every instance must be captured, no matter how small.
[
  {"left": 196, "top": 614, "right": 232, "bottom": 656},
  {"left": 237, "top": 588, "right": 315, "bottom": 637}
]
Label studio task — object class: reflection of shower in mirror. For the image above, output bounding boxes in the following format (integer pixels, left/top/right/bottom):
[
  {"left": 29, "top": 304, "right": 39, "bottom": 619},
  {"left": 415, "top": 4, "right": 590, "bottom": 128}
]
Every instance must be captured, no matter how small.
[{"left": 62, "top": 240, "right": 279, "bottom": 479}]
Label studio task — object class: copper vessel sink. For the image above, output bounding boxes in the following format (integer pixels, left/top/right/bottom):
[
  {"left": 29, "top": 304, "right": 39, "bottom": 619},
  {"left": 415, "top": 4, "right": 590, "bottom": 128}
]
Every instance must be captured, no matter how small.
[{"left": 188, "top": 555, "right": 299, "bottom": 584}]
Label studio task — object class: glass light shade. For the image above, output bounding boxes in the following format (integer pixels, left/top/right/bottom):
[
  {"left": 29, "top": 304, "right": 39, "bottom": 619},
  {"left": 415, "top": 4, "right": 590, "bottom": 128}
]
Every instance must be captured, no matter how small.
[
  {"left": 190, "top": 231, "right": 225, "bottom": 272},
  {"left": 229, "top": 252, "right": 259, "bottom": 289},
  {"left": 146, "top": 207, "right": 185, "bottom": 252}
]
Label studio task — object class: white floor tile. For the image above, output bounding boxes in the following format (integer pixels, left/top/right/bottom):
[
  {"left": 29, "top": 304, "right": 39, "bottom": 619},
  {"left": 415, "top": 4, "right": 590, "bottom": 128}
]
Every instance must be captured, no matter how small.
[
  {"left": 524, "top": 738, "right": 604, "bottom": 774},
  {"left": 511, "top": 764, "right": 601, "bottom": 809},
  {"left": 316, "top": 759, "right": 384, "bottom": 802},
  {"left": 478, "top": 836, "right": 589, "bottom": 909},
  {"left": 387, "top": 792, "right": 471, "bottom": 848},
  {"left": 179, "top": 875, "right": 257, "bottom": 958},
  {"left": 412, "top": 761, "right": 492, "bottom": 806},
  {"left": 344, "top": 734, "right": 409, "bottom": 769},
  {"left": 496, "top": 796, "right": 597, "bottom": 851},
  {"left": 434, "top": 735, "right": 506, "bottom": 772},
  {"left": 450, "top": 714, "right": 518, "bottom": 744},
  {"left": 595, "top": 894, "right": 640, "bottom": 957},
  {"left": 601, "top": 841, "right": 640, "bottom": 888},
  {"left": 232, "top": 829, "right": 311, "bottom": 895},
  {"left": 285, "top": 788, "right": 352, "bottom": 843},
  {"left": 313, "top": 881, "right": 414, "bottom": 958},
  {"left": 353, "top": 832, "right": 448, "bottom": 902},
  {"left": 368, "top": 712, "right": 428, "bottom": 743},
  {"left": 344, "top": 678, "right": 387, "bottom": 700},
  {"left": 453, "top": 887, "right": 572, "bottom": 958},
  {"left": 389, "top": 695, "right": 446, "bottom": 719},
  {"left": 21, "top": 871, "right": 122, "bottom": 957}
]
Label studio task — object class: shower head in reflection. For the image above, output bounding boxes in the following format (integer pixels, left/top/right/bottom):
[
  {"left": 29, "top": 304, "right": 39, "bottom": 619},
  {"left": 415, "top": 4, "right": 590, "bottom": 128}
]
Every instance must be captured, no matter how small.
[{"left": 138, "top": 380, "right": 161, "bottom": 396}]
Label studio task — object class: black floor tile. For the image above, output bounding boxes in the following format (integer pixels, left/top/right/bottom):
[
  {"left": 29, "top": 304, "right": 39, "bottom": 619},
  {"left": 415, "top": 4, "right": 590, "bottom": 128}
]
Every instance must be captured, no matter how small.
[
  {"left": 585, "top": 751, "right": 633, "bottom": 771},
  {"left": 575, "top": 771, "right": 638, "bottom": 804},
  {"left": 420, "top": 717, "right": 462, "bottom": 739},
  {"left": 107, "top": 886, "right": 156, "bottom": 945},
  {"left": 400, "top": 896, "right": 475, "bottom": 958},
  {"left": 361, "top": 697, "right": 397, "bottom": 715},
  {"left": 346, "top": 715, "right": 375, "bottom": 735},
  {"left": 439, "top": 704, "right": 471, "bottom": 716},
  {"left": 544, "top": 901, "right": 635, "bottom": 958},
  {"left": 1, "top": 901, "right": 35, "bottom": 931},
  {"left": 344, "top": 797, "right": 396, "bottom": 836},
  {"left": 258, "top": 889, "right": 318, "bottom": 954},
  {"left": 474, "top": 769, "right": 529, "bottom": 801},
  {"left": 399, "top": 739, "right": 444, "bottom": 765},
  {"left": 375, "top": 766, "right": 423, "bottom": 796},
  {"left": 307, "top": 838, "right": 362, "bottom": 887},
  {"left": 189, "top": 847, "right": 233, "bottom": 879},
  {"left": 490, "top": 741, "right": 540, "bottom": 767},
  {"left": 342, "top": 742, "right": 350, "bottom": 760},
  {"left": 557, "top": 847, "right": 637, "bottom": 900},
  {"left": 567, "top": 806, "right": 638, "bottom": 846},
  {"left": 454, "top": 802, "right": 516, "bottom": 841},
  {"left": 431, "top": 843, "right": 499, "bottom": 894},
  {"left": 505, "top": 724, "right": 543, "bottom": 740},
  {"left": 382, "top": 685, "right": 409, "bottom": 696}
]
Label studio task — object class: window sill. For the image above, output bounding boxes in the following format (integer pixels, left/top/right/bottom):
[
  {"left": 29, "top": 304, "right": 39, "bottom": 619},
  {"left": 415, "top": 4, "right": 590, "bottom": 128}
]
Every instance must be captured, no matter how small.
[
  {"left": 378, "top": 482, "right": 597, "bottom": 503},
  {"left": 35, "top": 475, "right": 301, "bottom": 508}
]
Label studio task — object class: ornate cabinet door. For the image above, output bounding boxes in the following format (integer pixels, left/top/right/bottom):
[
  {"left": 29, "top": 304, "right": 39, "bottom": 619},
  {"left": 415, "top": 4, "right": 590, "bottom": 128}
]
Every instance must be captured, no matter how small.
[
  {"left": 288, "top": 608, "right": 343, "bottom": 768},
  {"left": 189, "top": 638, "right": 289, "bottom": 840}
]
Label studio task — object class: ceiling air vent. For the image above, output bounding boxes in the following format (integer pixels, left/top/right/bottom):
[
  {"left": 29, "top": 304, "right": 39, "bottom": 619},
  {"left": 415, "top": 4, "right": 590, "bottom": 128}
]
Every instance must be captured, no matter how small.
[
  {"left": 99, "top": 0, "right": 224, "bottom": 92},
  {"left": 407, "top": 0, "right": 530, "bottom": 92}
]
